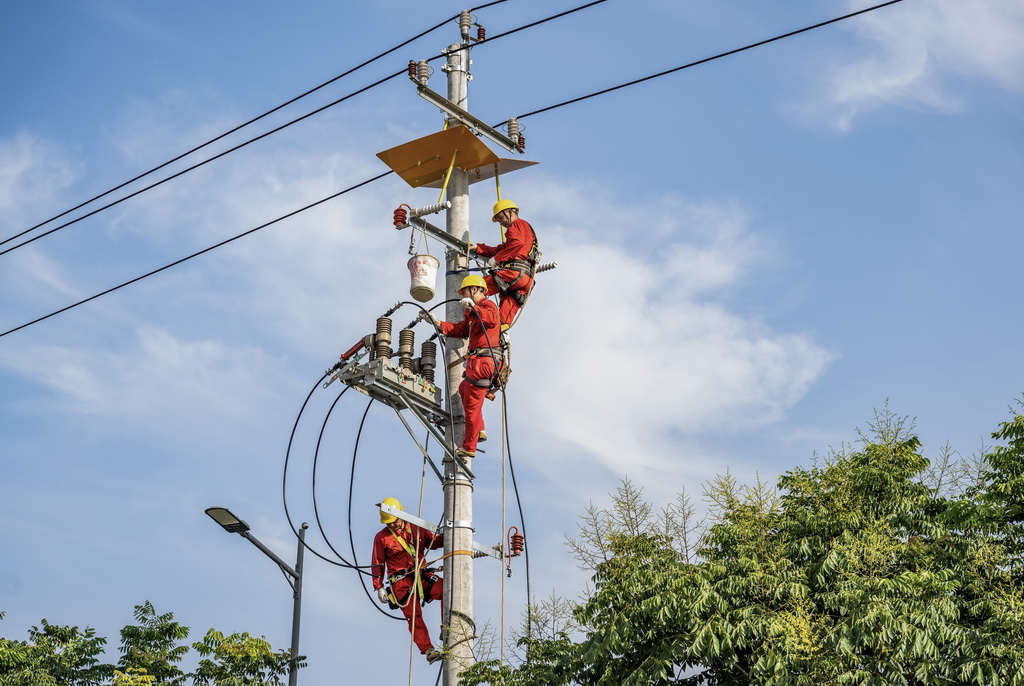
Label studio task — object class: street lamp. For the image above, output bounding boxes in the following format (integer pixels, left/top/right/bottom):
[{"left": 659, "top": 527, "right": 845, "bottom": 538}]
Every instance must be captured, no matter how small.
[{"left": 205, "top": 507, "right": 307, "bottom": 686}]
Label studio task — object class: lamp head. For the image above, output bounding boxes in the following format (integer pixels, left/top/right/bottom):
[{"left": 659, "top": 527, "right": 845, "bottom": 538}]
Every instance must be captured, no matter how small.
[{"left": 205, "top": 506, "right": 250, "bottom": 534}]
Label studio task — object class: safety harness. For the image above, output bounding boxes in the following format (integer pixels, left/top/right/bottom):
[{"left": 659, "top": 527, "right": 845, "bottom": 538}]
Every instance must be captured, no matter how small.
[
  {"left": 384, "top": 530, "right": 439, "bottom": 608},
  {"left": 465, "top": 346, "right": 503, "bottom": 388},
  {"left": 489, "top": 234, "right": 540, "bottom": 307}
]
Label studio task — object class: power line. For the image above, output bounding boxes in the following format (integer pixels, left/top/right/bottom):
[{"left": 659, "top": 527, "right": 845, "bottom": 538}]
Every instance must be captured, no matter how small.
[
  {"left": 0, "top": 0, "right": 601, "bottom": 259},
  {"left": 479, "top": 0, "right": 607, "bottom": 44},
  {"left": 512, "top": 0, "right": 908, "bottom": 121},
  {"left": 0, "top": 171, "right": 391, "bottom": 339},
  {"left": 1, "top": 0, "right": 907, "bottom": 338},
  {"left": 0, "top": 71, "right": 407, "bottom": 259},
  {"left": 1, "top": 4, "right": 510, "bottom": 251}
]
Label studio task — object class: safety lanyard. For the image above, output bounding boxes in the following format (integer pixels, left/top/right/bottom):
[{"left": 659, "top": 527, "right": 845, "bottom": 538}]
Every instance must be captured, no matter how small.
[{"left": 391, "top": 530, "right": 425, "bottom": 597}]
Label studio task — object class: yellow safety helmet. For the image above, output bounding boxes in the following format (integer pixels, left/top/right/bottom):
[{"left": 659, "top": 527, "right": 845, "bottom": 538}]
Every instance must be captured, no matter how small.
[
  {"left": 379, "top": 497, "right": 403, "bottom": 524},
  {"left": 492, "top": 198, "right": 518, "bottom": 222},
  {"left": 459, "top": 274, "right": 487, "bottom": 292}
]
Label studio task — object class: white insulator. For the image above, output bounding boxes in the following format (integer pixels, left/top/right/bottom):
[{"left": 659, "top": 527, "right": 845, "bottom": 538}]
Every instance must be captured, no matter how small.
[
  {"left": 416, "top": 60, "right": 430, "bottom": 86},
  {"left": 535, "top": 261, "right": 558, "bottom": 274},
  {"left": 410, "top": 201, "right": 451, "bottom": 218},
  {"left": 507, "top": 118, "right": 520, "bottom": 140},
  {"left": 459, "top": 10, "right": 473, "bottom": 39}
]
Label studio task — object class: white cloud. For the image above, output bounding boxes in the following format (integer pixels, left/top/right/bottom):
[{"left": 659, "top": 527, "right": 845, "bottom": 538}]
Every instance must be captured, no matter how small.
[
  {"left": 0, "top": 133, "right": 76, "bottom": 223},
  {"left": 500, "top": 183, "right": 833, "bottom": 496},
  {"left": 0, "top": 326, "right": 283, "bottom": 440},
  {"left": 1, "top": 88, "right": 832, "bottom": 516},
  {"left": 799, "top": 0, "right": 1024, "bottom": 130}
]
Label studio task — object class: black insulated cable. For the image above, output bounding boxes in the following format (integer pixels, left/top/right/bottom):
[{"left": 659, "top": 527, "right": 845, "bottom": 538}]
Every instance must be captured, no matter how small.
[
  {"left": 0, "top": 72, "right": 406, "bottom": 259},
  {"left": 511, "top": 0, "right": 908, "bottom": 121},
  {"left": 0, "top": 171, "right": 392, "bottom": 339},
  {"left": 0, "top": 11, "right": 463, "bottom": 250},
  {"left": 0, "top": 0, "right": 901, "bottom": 338},
  {"left": 311, "top": 389, "right": 374, "bottom": 573},
  {"left": 1, "top": 0, "right": 605, "bottom": 258},
  {"left": 282, "top": 378, "right": 376, "bottom": 570}
]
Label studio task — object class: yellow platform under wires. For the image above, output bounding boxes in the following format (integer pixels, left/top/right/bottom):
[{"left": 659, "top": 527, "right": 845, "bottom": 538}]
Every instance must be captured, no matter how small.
[
  {"left": 422, "top": 158, "right": 538, "bottom": 189},
  {"left": 377, "top": 126, "right": 505, "bottom": 188}
]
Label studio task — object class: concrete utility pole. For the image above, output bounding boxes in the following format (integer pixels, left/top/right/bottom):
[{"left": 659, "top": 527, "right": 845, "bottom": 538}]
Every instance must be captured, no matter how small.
[{"left": 442, "top": 32, "right": 475, "bottom": 684}]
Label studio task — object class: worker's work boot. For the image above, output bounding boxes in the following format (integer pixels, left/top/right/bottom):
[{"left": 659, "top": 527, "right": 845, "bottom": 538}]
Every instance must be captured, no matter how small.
[
  {"left": 425, "top": 648, "right": 443, "bottom": 664},
  {"left": 478, "top": 430, "right": 487, "bottom": 442},
  {"left": 455, "top": 447, "right": 476, "bottom": 458}
]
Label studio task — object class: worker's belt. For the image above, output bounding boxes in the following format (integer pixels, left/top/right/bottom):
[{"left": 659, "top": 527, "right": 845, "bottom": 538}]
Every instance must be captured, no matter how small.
[
  {"left": 388, "top": 568, "right": 411, "bottom": 584},
  {"left": 447, "top": 347, "right": 504, "bottom": 372},
  {"left": 466, "top": 347, "right": 502, "bottom": 387},
  {"left": 496, "top": 260, "right": 536, "bottom": 277},
  {"left": 469, "top": 346, "right": 502, "bottom": 358},
  {"left": 389, "top": 566, "right": 437, "bottom": 580}
]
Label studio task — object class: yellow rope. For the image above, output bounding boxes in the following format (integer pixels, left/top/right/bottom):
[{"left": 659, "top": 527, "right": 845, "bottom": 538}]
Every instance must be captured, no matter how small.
[
  {"left": 500, "top": 390, "right": 508, "bottom": 665},
  {"left": 494, "top": 163, "right": 506, "bottom": 241},
  {"left": 426, "top": 549, "right": 475, "bottom": 566},
  {"left": 404, "top": 440, "right": 432, "bottom": 683},
  {"left": 437, "top": 149, "right": 458, "bottom": 204}
]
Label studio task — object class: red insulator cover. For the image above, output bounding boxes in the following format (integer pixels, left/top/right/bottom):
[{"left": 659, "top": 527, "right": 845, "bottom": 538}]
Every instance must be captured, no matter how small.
[{"left": 393, "top": 205, "right": 409, "bottom": 227}]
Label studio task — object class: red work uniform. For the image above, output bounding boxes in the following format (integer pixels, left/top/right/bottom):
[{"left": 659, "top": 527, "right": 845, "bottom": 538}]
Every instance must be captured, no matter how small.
[
  {"left": 371, "top": 523, "right": 444, "bottom": 655},
  {"left": 439, "top": 297, "right": 501, "bottom": 454},
  {"left": 475, "top": 217, "right": 539, "bottom": 328}
]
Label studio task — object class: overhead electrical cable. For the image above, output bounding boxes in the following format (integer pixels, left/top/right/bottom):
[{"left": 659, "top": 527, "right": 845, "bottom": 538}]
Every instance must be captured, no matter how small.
[
  {"left": 1, "top": 3, "right": 509, "bottom": 249},
  {"left": 2, "top": 0, "right": 906, "bottom": 338},
  {"left": 282, "top": 376, "right": 379, "bottom": 570},
  {"left": 474, "top": 0, "right": 607, "bottom": 45},
  {"left": 348, "top": 398, "right": 408, "bottom": 619},
  {"left": 0, "top": 0, "right": 603, "bottom": 259},
  {"left": 311, "top": 391, "right": 376, "bottom": 574},
  {"left": 0, "top": 171, "right": 391, "bottom": 339},
  {"left": 0, "top": 72, "right": 407, "bottom": 259},
  {"left": 278, "top": 299, "right": 458, "bottom": 615},
  {"left": 511, "top": 0, "right": 908, "bottom": 121}
]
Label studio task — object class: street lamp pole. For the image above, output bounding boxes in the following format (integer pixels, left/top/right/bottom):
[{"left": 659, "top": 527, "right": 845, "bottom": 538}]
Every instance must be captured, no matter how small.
[{"left": 205, "top": 507, "right": 307, "bottom": 686}]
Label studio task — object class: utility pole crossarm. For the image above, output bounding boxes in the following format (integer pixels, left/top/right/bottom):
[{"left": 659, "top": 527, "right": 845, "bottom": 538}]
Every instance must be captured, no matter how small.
[
  {"left": 394, "top": 216, "right": 471, "bottom": 254},
  {"left": 414, "top": 82, "right": 521, "bottom": 154},
  {"left": 378, "top": 504, "right": 503, "bottom": 561}
]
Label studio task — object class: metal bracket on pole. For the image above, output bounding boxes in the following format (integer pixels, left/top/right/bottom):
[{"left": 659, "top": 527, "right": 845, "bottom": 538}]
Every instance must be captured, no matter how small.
[
  {"left": 394, "top": 216, "right": 471, "bottom": 254},
  {"left": 378, "top": 504, "right": 503, "bottom": 561},
  {"left": 414, "top": 82, "right": 521, "bottom": 155},
  {"left": 337, "top": 358, "right": 446, "bottom": 421},
  {"left": 396, "top": 389, "right": 474, "bottom": 480},
  {"left": 391, "top": 406, "right": 445, "bottom": 484}
]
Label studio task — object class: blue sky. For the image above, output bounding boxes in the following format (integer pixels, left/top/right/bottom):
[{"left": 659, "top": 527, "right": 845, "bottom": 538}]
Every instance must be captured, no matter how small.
[{"left": 2, "top": 0, "right": 1022, "bottom": 683}]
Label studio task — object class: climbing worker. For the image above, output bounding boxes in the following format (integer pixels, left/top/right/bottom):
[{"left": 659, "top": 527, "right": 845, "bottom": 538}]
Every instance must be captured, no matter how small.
[
  {"left": 431, "top": 274, "right": 501, "bottom": 458},
  {"left": 371, "top": 497, "right": 445, "bottom": 664},
  {"left": 470, "top": 199, "right": 539, "bottom": 330}
]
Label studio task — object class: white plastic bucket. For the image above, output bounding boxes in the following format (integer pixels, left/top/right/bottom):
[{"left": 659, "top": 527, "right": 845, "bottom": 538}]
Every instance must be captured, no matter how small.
[{"left": 407, "top": 254, "right": 440, "bottom": 302}]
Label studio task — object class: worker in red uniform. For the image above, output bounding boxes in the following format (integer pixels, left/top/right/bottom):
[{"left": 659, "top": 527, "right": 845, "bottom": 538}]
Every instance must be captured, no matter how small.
[
  {"left": 432, "top": 274, "right": 501, "bottom": 458},
  {"left": 470, "top": 199, "right": 539, "bottom": 330},
  {"left": 371, "top": 497, "right": 445, "bottom": 663}
]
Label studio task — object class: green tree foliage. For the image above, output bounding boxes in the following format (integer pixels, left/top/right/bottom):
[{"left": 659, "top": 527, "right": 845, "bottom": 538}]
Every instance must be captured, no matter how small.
[
  {"left": 117, "top": 602, "right": 190, "bottom": 686},
  {"left": 0, "top": 611, "right": 41, "bottom": 686},
  {"left": 191, "top": 630, "right": 298, "bottom": 686},
  {"left": 0, "top": 615, "right": 114, "bottom": 686},
  {"left": 463, "top": 404, "right": 1024, "bottom": 685},
  {"left": 110, "top": 668, "right": 156, "bottom": 686},
  {"left": 0, "top": 605, "right": 302, "bottom": 686},
  {"left": 978, "top": 409, "right": 1024, "bottom": 574}
]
